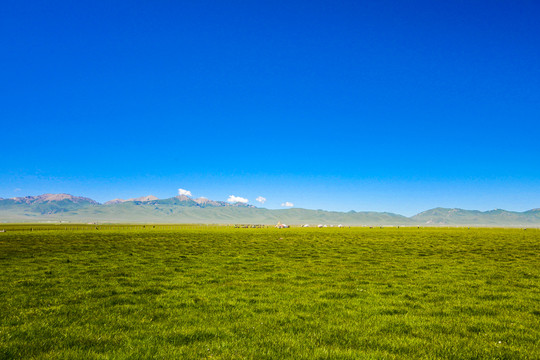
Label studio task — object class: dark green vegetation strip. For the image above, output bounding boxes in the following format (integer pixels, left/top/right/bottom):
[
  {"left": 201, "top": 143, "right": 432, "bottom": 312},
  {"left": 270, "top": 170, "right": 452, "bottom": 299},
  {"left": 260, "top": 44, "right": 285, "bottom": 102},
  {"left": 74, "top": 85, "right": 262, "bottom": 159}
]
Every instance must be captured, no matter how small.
[
  {"left": 0, "top": 224, "right": 234, "bottom": 232},
  {"left": 0, "top": 228, "right": 539, "bottom": 359}
]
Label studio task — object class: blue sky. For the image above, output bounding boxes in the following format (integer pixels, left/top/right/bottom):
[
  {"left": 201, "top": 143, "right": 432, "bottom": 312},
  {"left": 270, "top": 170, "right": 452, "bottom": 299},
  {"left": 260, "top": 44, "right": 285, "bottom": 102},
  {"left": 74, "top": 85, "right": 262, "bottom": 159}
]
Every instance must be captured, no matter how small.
[{"left": 1, "top": 1, "right": 539, "bottom": 216}]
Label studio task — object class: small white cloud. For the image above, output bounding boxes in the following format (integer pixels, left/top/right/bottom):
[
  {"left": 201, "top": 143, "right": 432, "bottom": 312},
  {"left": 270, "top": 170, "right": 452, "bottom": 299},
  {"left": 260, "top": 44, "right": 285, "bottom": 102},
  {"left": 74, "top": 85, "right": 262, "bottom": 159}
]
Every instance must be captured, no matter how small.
[
  {"left": 281, "top": 201, "right": 294, "bottom": 207},
  {"left": 178, "top": 188, "right": 192, "bottom": 197},
  {"left": 256, "top": 196, "right": 266, "bottom": 204},
  {"left": 14, "top": 188, "right": 21, "bottom": 192},
  {"left": 228, "top": 195, "right": 248, "bottom": 203}
]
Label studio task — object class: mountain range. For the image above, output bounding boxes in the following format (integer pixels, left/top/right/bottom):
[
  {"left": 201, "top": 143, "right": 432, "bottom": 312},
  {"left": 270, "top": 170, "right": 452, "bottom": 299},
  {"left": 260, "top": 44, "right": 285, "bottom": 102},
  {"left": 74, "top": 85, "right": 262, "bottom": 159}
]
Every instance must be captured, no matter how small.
[{"left": 0, "top": 193, "right": 539, "bottom": 226}]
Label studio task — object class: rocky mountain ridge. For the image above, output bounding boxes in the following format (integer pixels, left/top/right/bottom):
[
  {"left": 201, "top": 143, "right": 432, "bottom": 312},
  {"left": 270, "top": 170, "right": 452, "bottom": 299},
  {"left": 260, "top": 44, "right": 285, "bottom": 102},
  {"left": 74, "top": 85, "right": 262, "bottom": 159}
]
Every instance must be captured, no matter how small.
[
  {"left": 8, "top": 193, "right": 98, "bottom": 204},
  {"left": 104, "top": 195, "right": 159, "bottom": 205},
  {"left": 0, "top": 194, "right": 538, "bottom": 226}
]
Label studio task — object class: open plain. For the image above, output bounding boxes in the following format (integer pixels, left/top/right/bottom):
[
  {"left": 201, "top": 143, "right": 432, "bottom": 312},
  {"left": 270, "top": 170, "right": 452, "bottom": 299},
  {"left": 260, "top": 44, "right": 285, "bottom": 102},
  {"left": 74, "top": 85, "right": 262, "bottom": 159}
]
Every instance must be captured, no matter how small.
[{"left": 0, "top": 226, "right": 539, "bottom": 359}]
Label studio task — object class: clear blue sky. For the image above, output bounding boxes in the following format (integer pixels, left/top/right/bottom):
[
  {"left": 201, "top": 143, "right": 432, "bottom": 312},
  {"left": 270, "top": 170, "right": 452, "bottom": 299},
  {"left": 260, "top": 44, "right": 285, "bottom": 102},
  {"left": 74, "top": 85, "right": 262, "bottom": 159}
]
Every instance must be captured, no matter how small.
[{"left": 2, "top": 1, "right": 539, "bottom": 216}]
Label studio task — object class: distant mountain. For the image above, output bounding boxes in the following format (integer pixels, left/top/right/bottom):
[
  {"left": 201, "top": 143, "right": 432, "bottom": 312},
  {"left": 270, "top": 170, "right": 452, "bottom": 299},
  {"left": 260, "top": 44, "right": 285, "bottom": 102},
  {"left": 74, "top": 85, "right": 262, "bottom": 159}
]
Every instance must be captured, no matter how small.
[
  {"left": 104, "top": 195, "right": 158, "bottom": 205},
  {"left": 139, "top": 195, "right": 255, "bottom": 208},
  {"left": 0, "top": 193, "right": 98, "bottom": 215},
  {"left": 8, "top": 193, "right": 98, "bottom": 204},
  {"left": 411, "top": 207, "right": 540, "bottom": 226},
  {"left": 0, "top": 193, "right": 538, "bottom": 226}
]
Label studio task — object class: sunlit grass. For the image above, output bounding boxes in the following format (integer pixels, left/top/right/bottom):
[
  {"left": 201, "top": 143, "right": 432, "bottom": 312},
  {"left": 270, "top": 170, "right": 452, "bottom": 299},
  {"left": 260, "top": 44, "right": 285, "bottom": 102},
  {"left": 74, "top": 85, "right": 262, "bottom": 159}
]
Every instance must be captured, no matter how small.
[{"left": 0, "top": 227, "right": 538, "bottom": 359}]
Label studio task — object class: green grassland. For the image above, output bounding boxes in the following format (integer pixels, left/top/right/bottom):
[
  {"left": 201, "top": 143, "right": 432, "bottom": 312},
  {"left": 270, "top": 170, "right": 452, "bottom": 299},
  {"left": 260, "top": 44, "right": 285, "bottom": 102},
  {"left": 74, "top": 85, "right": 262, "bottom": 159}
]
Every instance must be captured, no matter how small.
[{"left": 0, "top": 227, "right": 539, "bottom": 359}]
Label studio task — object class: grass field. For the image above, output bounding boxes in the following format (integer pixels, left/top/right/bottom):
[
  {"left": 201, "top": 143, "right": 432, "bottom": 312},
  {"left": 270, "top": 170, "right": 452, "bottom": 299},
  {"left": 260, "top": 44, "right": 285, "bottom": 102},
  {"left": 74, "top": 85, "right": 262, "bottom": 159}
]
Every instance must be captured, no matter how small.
[{"left": 0, "top": 227, "right": 539, "bottom": 359}]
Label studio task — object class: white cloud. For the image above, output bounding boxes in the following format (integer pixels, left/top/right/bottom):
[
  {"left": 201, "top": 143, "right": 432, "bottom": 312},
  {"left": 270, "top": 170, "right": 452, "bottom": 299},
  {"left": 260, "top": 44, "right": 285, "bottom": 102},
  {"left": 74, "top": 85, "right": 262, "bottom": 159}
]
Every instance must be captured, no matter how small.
[
  {"left": 228, "top": 195, "right": 248, "bottom": 203},
  {"left": 256, "top": 196, "right": 266, "bottom": 204},
  {"left": 14, "top": 188, "right": 21, "bottom": 192},
  {"left": 178, "top": 188, "right": 192, "bottom": 197},
  {"left": 281, "top": 201, "right": 294, "bottom": 207}
]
